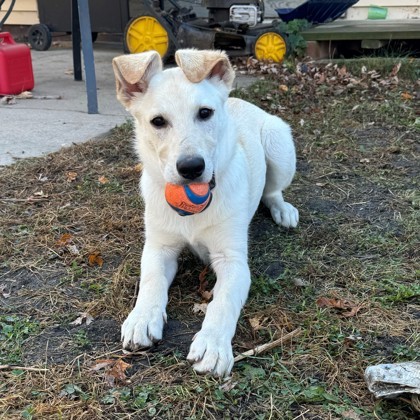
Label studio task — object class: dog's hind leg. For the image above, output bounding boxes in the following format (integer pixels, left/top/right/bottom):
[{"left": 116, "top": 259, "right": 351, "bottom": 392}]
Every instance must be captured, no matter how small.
[{"left": 261, "top": 117, "right": 299, "bottom": 228}]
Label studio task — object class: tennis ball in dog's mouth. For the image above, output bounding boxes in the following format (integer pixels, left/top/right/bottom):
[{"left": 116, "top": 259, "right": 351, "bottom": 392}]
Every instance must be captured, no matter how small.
[{"left": 165, "top": 182, "right": 212, "bottom": 216}]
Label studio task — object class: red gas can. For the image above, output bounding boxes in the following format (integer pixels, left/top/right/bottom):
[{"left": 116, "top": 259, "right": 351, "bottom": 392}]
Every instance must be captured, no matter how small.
[{"left": 0, "top": 32, "right": 34, "bottom": 95}]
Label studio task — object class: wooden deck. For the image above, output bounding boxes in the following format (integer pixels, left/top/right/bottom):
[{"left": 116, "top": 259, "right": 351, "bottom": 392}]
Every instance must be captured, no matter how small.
[{"left": 302, "top": 20, "right": 420, "bottom": 41}]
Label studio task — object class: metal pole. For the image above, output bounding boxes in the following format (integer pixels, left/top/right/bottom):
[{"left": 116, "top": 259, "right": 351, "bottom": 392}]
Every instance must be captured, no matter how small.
[
  {"left": 71, "top": 0, "right": 82, "bottom": 81},
  {"left": 77, "top": 0, "right": 98, "bottom": 114}
]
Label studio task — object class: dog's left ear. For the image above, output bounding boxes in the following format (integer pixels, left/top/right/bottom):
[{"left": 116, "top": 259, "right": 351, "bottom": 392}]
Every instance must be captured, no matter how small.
[
  {"left": 112, "top": 51, "right": 162, "bottom": 108},
  {"left": 175, "top": 49, "right": 235, "bottom": 90}
]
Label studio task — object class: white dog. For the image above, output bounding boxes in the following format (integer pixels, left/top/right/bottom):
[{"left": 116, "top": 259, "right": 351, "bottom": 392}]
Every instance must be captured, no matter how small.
[{"left": 112, "top": 49, "right": 298, "bottom": 377}]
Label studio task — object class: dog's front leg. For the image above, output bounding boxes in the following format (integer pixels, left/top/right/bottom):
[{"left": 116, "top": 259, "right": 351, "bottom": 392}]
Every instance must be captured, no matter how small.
[
  {"left": 187, "top": 248, "right": 250, "bottom": 377},
  {"left": 122, "top": 239, "right": 181, "bottom": 350}
]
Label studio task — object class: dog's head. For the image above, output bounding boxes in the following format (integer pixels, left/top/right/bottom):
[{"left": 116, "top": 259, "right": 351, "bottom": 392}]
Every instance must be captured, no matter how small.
[{"left": 112, "top": 49, "right": 235, "bottom": 186}]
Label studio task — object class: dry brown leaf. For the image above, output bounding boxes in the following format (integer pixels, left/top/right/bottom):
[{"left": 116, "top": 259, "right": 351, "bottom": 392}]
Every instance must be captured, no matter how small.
[
  {"left": 249, "top": 315, "right": 268, "bottom": 331},
  {"left": 401, "top": 92, "right": 413, "bottom": 101},
  {"left": 98, "top": 175, "right": 109, "bottom": 184},
  {"left": 198, "top": 266, "right": 213, "bottom": 301},
  {"left": 91, "top": 358, "right": 131, "bottom": 386},
  {"left": 316, "top": 296, "right": 362, "bottom": 318},
  {"left": 316, "top": 296, "right": 353, "bottom": 309},
  {"left": 342, "top": 306, "right": 362, "bottom": 318},
  {"left": 279, "top": 84, "right": 288, "bottom": 92},
  {"left": 389, "top": 62, "right": 401, "bottom": 77},
  {"left": 106, "top": 359, "right": 131, "bottom": 386},
  {"left": 66, "top": 171, "right": 78, "bottom": 182},
  {"left": 337, "top": 65, "right": 347, "bottom": 77},
  {"left": 91, "top": 359, "right": 115, "bottom": 371},
  {"left": 56, "top": 233, "right": 73, "bottom": 246},
  {"left": 88, "top": 252, "right": 104, "bottom": 267},
  {"left": 134, "top": 163, "right": 143, "bottom": 172}
]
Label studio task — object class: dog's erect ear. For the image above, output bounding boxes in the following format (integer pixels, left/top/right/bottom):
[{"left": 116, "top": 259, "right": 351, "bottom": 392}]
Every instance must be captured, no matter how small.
[
  {"left": 175, "top": 49, "right": 235, "bottom": 90},
  {"left": 112, "top": 51, "right": 162, "bottom": 108}
]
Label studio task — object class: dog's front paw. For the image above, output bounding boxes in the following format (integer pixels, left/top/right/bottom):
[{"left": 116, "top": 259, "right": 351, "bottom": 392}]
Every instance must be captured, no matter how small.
[
  {"left": 270, "top": 201, "right": 299, "bottom": 228},
  {"left": 121, "top": 306, "right": 166, "bottom": 350},
  {"left": 187, "top": 329, "right": 234, "bottom": 377}
]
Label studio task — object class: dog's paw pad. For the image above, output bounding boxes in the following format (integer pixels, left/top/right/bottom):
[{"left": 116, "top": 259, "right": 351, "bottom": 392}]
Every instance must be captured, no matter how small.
[
  {"left": 271, "top": 202, "right": 299, "bottom": 228},
  {"left": 121, "top": 306, "right": 166, "bottom": 350}
]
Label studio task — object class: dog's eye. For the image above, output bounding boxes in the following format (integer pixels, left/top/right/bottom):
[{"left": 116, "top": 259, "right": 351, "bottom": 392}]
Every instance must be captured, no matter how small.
[
  {"left": 198, "top": 108, "right": 214, "bottom": 120},
  {"left": 151, "top": 116, "right": 167, "bottom": 128}
]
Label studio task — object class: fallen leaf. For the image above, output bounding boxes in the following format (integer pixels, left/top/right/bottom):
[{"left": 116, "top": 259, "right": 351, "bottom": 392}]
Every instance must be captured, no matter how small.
[
  {"left": 66, "top": 171, "right": 78, "bottom": 182},
  {"left": 337, "top": 65, "right": 347, "bottom": 77},
  {"left": 198, "top": 266, "right": 213, "bottom": 301},
  {"left": 279, "top": 84, "right": 288, "bottom": 92},
  {"left": 105, "top": 359, "right": 131, "bottom": 386},
  {"left": 88, "top": 252, "right": 104, "bottom": 267},
  {"left": 67, "top": 244, "right": 80, "bottom": 255},
  {"left": 16, "top": 91, "right": 33, "bottom": 99},
  {"left": 56, "top": 233, "right": 73, "bottom": 246},
  {"left": 342, "top": 305, "right": 363, "bottom": 318},
  {"left": 98, "top": 175, "right": 109, "bottom": 184},
  {"left": 389, "top": 62, "right": 401, "bottom": 77},
  {"left": 134, "top": 163, "right": 143, "bottom": 172},
  {"left": 249, "top": 315, "right": 268, "bottom": 331},
  {"left": 91, "top": 359, "right": 115, "bottom": 371},
  {"left": 90, "top": 358, "right": 131, "bottom": 386},
  {"left": 316, "top": 296, "right": 362, "bottom": 317},
  {"left": 401, "top": 92, "right": 413, "bottom": 100},
  {"left": 192, "top": 303, "right": 208, "bottom": 314},
  {"left": 70, "top": 312, "right": 94, "bottom": 326}
]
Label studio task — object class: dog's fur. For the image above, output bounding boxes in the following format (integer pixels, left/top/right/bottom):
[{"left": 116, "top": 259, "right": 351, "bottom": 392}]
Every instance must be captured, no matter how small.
[{"left": 112, "top": 49, "right": 299, "bottom": 377}]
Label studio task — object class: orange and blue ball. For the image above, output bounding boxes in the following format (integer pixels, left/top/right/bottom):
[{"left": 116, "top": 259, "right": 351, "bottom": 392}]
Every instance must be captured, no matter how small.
[{"left": 165, "top": 182, "right": 212, "bottom": 216}]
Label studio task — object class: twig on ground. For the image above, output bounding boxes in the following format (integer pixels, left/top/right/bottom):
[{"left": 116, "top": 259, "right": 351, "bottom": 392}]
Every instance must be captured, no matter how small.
[
  {"left": 234, "top": 328, "right": 302, "bottom": 362},
  {"left": 0, "top": 365, "right": 48, "bottom": 372}
]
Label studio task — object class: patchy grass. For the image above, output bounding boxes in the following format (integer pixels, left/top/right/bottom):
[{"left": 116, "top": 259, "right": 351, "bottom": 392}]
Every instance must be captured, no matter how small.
[{"left": 0, "top": 58, "right": 419, "bottom": 419}]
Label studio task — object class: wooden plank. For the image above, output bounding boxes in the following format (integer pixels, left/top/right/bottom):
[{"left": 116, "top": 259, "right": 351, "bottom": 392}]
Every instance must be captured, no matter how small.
[
  {"left": 0, "top": 0, "right": 39, "bottom": 24},
  {"left": 0, "top": 11, "right": 39, "bottom": 25},
  {"left": 302, "top": 20, "right": 420, "bottom": 41},
  {"left": 1, "top": 0, "right": 38, "bottom": 11}
]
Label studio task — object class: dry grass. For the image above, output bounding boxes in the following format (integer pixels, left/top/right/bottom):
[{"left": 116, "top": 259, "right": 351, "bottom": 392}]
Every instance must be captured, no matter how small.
[{"left": 1, "top": 57, "right": 419, "bottom": 419}]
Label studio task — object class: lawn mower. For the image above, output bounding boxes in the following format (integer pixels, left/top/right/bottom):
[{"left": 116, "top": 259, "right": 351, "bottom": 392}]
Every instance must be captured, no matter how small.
[
  {"left": 123, "top": 0, "right": 359, "bottom": 62},
  {"left": 124, "top": 0, "right": 288, "bottom": 62}
]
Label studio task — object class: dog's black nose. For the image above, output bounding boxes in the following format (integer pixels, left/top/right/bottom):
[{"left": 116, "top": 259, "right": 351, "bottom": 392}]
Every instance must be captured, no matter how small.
[{"left": 177, "top": 156, "right": 205, "bottom": 180}]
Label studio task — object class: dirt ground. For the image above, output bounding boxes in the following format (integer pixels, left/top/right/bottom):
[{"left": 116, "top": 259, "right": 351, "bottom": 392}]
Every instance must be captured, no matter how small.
[{"left": 0, "top": 57, "right": 419, "bottom": 419}]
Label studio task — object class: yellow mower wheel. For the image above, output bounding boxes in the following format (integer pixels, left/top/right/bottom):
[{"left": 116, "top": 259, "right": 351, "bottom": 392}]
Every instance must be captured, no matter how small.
[
  {"left": 124, "top": 15, "right": 172, "bottom": 59},
  {"left": 253, "top": 31, "right": 287, "bottom": 63}
]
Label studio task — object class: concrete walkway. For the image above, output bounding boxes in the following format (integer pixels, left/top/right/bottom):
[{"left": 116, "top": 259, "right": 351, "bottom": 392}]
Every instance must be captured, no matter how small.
[{"left": 0, "top": 45, "right": 129, "bottom": 166}]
